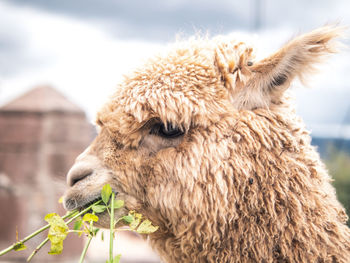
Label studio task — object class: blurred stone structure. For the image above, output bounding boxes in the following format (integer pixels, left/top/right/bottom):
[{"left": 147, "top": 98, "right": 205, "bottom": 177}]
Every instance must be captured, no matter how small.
[
  {"left": 0, "top": 86, "right": 160, "bottom": 263},
  {"left": 0, "top": 86, "right": 94, "bottom": 262}
]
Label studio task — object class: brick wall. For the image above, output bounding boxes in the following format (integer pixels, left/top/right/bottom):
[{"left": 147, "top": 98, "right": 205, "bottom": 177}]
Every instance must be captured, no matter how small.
[{"left": 0, "top": 87, "right": 95, "bottom": 262}]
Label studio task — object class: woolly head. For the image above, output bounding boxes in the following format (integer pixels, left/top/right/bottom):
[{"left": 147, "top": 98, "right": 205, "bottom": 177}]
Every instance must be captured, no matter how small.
[{"left": 63, "top": 25, "right": 348, "bottom": 262}]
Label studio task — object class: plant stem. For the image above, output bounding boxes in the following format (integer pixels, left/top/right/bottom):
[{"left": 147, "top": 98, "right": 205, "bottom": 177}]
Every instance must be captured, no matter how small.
[
  {"left": 77, "top": 211, "right": 96, "bottom": 263},
  {"left": 26, "top": 238, "right": 49, "bottom": 262},
  {"left": 90, "top": 212, "right": 95, "bottom": 233},
  {"left": 27, "top": 201, "right": 101, "bottom": 261},
  {"left": 109, "top": 192, "right": 115, "bottom": 262},
  {"left": 0, "top": 210, "right": 77, "bottom": 257},
  {"left": 78, "top": 236, "right": 93, "bottom": 263},
  {"left": 115, "top": 228, "right": 134, "bottom": 232},
  {"left": 113, "top": 217, "right": 123, "bottom": 227},
  {"left": 65, "top": 201, "right": 101, "bottom": 226},
  {"left": 0, "top": 201, "right": 101, "bottom": 257}
]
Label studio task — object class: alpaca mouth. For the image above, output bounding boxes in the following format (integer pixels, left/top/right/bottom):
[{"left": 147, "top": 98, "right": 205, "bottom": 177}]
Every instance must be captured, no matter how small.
[
  {"left": 64, "top": 194, "right": 99, "bottom": 211},
  {"left": 64, "top": 190, "right": 118, "bottom": 211}
]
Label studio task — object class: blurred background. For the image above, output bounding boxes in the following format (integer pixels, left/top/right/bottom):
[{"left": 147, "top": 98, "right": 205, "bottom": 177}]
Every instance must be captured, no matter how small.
[{"left": 0, "top": 0, "right": 349, "bottom": 262}]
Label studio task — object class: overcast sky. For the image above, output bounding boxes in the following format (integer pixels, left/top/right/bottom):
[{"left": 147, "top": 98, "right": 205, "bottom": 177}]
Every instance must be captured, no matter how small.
[{"left": 0, "top": 0, "right": 350, "bottom": 137}]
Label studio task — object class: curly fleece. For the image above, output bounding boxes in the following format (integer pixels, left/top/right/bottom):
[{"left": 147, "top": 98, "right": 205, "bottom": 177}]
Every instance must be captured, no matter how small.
[{"left": 82, "top": 26, "right": 350, "bottom": 262}]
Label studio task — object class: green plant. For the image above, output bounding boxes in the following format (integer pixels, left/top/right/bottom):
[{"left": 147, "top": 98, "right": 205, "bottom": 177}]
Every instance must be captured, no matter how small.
[
  {"left": 325, "top": 147, "right": 350, "bottom": 226},
  {"left": 0, "top": 184, "right": 158, "bottom": 263}
]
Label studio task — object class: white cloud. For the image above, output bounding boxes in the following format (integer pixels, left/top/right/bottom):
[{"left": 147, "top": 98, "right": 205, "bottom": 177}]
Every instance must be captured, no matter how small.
[
  {"left": 1, "top": 1, "right": 350, "bottom": 137},
  {"left": 0, "top": 1, "right": 162, "bottom": 120}
]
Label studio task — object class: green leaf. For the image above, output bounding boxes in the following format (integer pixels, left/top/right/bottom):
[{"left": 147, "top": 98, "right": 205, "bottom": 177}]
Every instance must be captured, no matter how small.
[
  {"left": 73, "top": 219, "right": 83, "bottom": 231},
  {"left": 129, "top": 211, "right": 142, "bottom": 230},
  {"left": 93, "top": 228, "right": 100, "bottom": 236},
  {"left": 48, "top": 241, "right": 63, "bottom": 255},
  {"left": 122, "top": 215, "right": 134, "bottom": 224},
  {"left": 82, "top": 213, "right": 99, "bottom": 223},
  {"left": 44, "top": 213, "right": 69, "bottom": 255},
  {"left": 113, "top": 254, "right": 121, "bottom": 263},
  {"left": 101, "top": 184, "right": 112, "bottom": 205},
  {"left": 101, "top": 231, "right": 104, "bottom": 241},
  {"left": 114, "top": 200, "right": 124, "bottom": 209},
  {"left": 92, "top": 204, "right": 107, "bottom": 213},
  {"left": 13, "top": 242, "right": 27, "bottom": 251},
  {"left": 136, "top": 219, "right": 159, "bottom": 234},
  {"left": 73, "top": 219, "right": 84, "bottom": 237}
]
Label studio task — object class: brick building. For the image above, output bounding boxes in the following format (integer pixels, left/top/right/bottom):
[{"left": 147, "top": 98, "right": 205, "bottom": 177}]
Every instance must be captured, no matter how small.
[
  {"left": 0, "top": 86, "right": 160, "bottom": 263},
  {"left": 0, "top": 86, "right": 94, "bottom": 262}
]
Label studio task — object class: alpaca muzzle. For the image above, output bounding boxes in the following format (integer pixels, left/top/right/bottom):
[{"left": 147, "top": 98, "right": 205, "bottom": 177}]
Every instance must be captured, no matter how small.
[{"left": 63, "top": 152, "right": 115, "bottom": 211}]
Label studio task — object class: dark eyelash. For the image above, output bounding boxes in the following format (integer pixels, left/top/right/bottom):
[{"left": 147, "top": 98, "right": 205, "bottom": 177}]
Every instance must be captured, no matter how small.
[{"left": 150, "top": 122, "right": 184, "bottom": 139}]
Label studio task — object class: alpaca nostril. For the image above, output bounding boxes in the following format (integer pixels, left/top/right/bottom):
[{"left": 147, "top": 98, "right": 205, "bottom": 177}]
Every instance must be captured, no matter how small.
[
  {"left": 67, "top": 164, "right": 93, "bottom": 187},
  {"left": 64, "top": 198, "right": 77, "bottom": 211}
]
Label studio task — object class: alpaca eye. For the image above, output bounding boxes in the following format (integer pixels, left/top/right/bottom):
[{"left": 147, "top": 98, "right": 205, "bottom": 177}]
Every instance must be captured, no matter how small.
[{"left": 150, "top": 123, "right": 184, "bottom": 138}]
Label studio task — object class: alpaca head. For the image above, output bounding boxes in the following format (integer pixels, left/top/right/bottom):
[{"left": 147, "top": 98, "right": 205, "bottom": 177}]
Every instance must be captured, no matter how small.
[{"left": 63, "top": 26, "right": 346, "bottom": 260}]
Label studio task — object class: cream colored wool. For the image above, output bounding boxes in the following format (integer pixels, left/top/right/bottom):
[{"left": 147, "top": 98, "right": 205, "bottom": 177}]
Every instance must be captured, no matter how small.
[{"left": 64, "top": 25, "right": 350, "bottom": 262}]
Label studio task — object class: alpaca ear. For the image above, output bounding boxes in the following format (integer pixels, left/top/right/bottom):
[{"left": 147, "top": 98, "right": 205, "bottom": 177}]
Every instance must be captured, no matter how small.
[{"left": 232, "top": 25, "right": 343, "bottom": 109}]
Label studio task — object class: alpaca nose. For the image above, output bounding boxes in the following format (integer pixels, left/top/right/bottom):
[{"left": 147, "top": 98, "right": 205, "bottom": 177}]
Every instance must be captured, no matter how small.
[{"left": 67, "top": 163, "right": 93, "bottom": 186}]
